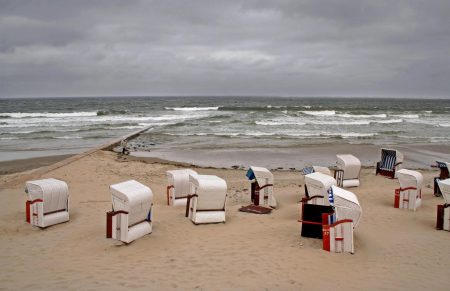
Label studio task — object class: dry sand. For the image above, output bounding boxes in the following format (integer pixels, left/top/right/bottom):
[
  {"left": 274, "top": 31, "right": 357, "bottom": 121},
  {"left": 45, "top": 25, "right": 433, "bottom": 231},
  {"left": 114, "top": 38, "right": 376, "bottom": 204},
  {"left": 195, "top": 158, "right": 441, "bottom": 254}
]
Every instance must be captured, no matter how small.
[{"left": 0, "top": 150, "right": 449, "bottom": 290}]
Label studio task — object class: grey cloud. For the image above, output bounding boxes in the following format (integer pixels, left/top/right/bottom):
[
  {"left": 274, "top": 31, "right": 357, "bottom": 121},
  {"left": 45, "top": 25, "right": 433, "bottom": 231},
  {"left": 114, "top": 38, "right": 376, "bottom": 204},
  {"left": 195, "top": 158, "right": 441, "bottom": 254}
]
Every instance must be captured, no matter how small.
[{"left": 0, "top": 0, "right": 449, "bottom": 98}]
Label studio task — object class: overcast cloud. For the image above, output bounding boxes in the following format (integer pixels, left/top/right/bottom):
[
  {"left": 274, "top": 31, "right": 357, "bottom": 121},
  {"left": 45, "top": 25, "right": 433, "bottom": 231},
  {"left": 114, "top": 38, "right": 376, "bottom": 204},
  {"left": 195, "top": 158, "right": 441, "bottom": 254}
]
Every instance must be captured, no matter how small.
[{"left": 0, "top": 0, "right": 449, "bottom": 98}]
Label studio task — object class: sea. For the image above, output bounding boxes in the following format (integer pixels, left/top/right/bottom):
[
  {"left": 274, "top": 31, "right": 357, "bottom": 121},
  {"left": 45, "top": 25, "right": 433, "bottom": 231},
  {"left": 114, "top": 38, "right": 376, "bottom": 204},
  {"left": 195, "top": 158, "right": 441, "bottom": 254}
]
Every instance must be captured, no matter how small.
[{"left": 1, "top": 96, "right": 449, "bottom": 167}]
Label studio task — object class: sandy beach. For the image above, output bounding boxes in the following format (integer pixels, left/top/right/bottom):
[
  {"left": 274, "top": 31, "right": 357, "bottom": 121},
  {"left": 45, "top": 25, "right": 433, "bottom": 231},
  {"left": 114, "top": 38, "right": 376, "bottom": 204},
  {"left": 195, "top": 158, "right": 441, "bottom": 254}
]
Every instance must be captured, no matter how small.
[{"left": 0, "top": 148, "right": 449, "bottom": 290}]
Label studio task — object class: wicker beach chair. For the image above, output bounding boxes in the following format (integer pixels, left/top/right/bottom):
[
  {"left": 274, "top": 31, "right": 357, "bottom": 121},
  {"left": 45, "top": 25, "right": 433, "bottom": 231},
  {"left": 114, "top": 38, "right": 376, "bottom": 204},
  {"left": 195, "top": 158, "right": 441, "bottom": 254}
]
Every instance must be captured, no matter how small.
[
  {"left": 166, "top": 169, "right": 198, "bottom": 206},
  {"left": 106, "top": 180, "right": 153, "bottom": 243},
  {"left": 186, "top": 174, "right": 227, "bottom": 224},
  {"left": 433, "top": 161, "right": 449, "bottom": 196},
  {"left": 335, "top": 154, "right": 361, "bottom": 188},
  {"left": 303, "top": 172, "right": 337, "bottom": 204},
  {"left": 246, "top": 166, "right": 276, "bottom": 208},
  {"left": 376, "top": 148, "right": 403, "bottom": 178},
  {"left": 437, "top": 179, "right": 450, "bottom": 231},
  {"left": 394, "top": 169, "right": 423, "bottom": 211},
  {"left": 25, "top": 178, "right": 69, "bottom": 228}
]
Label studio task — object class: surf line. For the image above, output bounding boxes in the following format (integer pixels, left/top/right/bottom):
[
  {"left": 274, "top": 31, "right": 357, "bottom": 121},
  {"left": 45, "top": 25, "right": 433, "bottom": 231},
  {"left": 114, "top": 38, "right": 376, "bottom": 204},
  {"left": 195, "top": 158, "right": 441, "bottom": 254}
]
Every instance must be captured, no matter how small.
[{"left": 2, "top": 126, "right": 153, "bottom": 186}]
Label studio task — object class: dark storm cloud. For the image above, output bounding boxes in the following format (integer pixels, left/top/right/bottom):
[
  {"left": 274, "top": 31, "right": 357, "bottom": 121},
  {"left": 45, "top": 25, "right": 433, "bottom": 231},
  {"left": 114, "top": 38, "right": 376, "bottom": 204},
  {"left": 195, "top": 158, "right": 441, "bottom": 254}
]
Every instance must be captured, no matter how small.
[{"left": 0, "top": 0, "right": 449, "bottom": 98}]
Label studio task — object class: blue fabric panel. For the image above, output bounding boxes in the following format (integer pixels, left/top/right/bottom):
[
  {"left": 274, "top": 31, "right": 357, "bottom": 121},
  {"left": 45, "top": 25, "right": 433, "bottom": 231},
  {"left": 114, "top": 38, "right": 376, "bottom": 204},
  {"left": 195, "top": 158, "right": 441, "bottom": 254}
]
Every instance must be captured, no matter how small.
[
  {"left": 380, "top": 149, "right": 396, "bottom": 170},
  {"left": 302, "top": 167, "right": 315, "bottom": 175},
  {"left": 246, "top": 168, "right": 255, "bottom": 180}
]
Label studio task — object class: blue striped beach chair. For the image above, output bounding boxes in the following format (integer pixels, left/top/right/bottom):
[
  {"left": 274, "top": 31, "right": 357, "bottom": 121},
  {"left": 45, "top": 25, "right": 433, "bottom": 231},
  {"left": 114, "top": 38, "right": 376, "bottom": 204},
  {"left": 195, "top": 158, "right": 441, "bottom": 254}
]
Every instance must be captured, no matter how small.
[
  {"left": 376, "top": 148, "right": 403, "bottom": 178},
  {"left": 433, "top": 161, "right": 450, "bottom": 196}
]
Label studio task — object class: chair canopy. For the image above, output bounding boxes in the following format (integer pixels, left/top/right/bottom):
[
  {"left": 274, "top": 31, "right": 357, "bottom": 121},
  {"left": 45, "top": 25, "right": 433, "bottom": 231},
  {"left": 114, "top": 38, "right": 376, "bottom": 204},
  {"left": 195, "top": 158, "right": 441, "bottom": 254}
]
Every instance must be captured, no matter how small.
[
  {"left": 329, "top": 186, "right": 362, "bottom": 228},
  {"left": 336, "top": 154, "right": 361, "bottom": 180},
  {"left": 436, "top": 161, "right": 449, "bottom": 169},
  {"left": 305, "top": 172, "right": 337, "bottom": 200},
  {"left": 246, "top": 166, "right": 273, "bottom": 187},
  {"left": 25, "top": 178, "right": 69, "bottom": 214},
  {"left": 167, "top": 169, "right": 198, "bottom": 199},
  {"left": 189, "top": 174, "right": 227, "bottom": 210},
  {"left": 301, "top": 166, "right": 332, "bottom": 176},
  {"left": 397, "top": 169, "right": 423, "bottom": 190},
  {"left": 110, "top": 180, "right": 153, "bottom": 227},
  {"left": 379, "top": 148, "right": 403, "bottom": 171},
  {"left": 438, "top": 178, "right": 450, "bottom": 204}
]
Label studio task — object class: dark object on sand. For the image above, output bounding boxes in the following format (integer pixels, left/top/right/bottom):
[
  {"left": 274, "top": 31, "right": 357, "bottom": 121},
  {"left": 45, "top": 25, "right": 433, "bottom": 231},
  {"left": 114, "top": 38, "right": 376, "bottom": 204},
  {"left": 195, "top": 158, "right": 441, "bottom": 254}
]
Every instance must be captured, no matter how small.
[{"left": 239, "top": 205, "right": 272, "bottom": 214}]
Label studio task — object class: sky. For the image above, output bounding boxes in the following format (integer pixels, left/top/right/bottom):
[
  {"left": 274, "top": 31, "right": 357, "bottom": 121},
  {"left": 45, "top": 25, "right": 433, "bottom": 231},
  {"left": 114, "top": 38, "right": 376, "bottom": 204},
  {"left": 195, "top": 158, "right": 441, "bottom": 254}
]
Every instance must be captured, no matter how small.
[{"left": 0, "top": 0, "right": 449, "bottom": 98}]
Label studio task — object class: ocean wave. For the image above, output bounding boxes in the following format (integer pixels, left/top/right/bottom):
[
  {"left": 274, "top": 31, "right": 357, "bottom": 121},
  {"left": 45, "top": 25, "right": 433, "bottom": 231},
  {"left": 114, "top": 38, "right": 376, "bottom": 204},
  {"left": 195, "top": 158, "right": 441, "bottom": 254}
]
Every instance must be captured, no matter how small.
[
  {"left": 255, "top": 120, "right": 306, "bottom": 126},
  {"left": 439, "top": 123, "right": 450, "bottom": 127},
  {"left": 96, "top": 109, "right": 128, "bottom": 116},
  {"left": 0, "top": 137, "right": 19, "bottom": 140},
  {"left": 165, "top": 107, "right": 219, "bottom": 111},
  {"left": 54, "top": 136, "right": 83, "bottom": 139},
  {"left": 0, "top": 112, "right": 98, "bottom": 118},
  {"left": 337, "top": 113, "right": 387, "bottom": 118},
  {"left": 392, "top": 114, "right": 419, "bottom": 118},
  {"left": 371, "top": 119, "right": 403, "bottom": 124},
  {"left": 299, "top": 110, "right": 336, "bottom": 116},
  {"left": 339, "top": 133, "right": 377, "bottom": 138},
  {"left": 306, "top": 120, "right": 371, "bottom": 125}
]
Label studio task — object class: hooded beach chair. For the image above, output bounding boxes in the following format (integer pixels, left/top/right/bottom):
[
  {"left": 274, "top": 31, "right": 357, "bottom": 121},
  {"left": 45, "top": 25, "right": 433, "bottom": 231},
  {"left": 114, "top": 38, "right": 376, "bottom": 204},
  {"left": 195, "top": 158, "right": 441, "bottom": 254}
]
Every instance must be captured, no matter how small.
[
  {"left": 246, "top": 166, "right": 276, "bottom": 208},
  {"left": 303, "top": 172, "right": 337, "bottom": 205},
  {"left": 166, "top": 169, "right": 198, "bottom": 206},
  {"left": 376, "top": 148, "right": 403, "bottom": 178},
  {"left": 335, "top": 154, "right": 361, "bottom": 187},
  {"left": 106, "top": 180, "right": 153, "bottom": 243},
  {"left": 300, "top": 172, "right": 337, "bottom": 238},
  {"left": 322, "top": 186, "right": 362, "bottom": 254},
  {"left": 437, "top": 179, "right": 450, "bottom": 231},
  {"left": 394, "top": 169, "right": 423, "bottom": 211},
  {"left": 186, "top": 174, "right": 227, "bottom": 224},
  {"left": 433, "top": 161, "right": 449, "bottom": 196},
  {"left": 25, "top": 178, "right": 69, "bottom": 228}
]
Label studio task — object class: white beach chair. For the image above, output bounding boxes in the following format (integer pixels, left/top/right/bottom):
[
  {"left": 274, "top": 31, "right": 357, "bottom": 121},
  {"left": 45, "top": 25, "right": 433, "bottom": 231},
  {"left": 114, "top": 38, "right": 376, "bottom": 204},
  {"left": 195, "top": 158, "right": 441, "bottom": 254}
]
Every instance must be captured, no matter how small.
[
  {"left": 246, "top": 166, "right": 276, "bottom": 208},
  {"left": 107, "top": 180, "right": 153, "bottom": 243},
  {"left": 186, "top": 174, "right": 227, "bottom": 224},
  {"left": 303, "top": 172, "right": 337, "bottom": 205},
  {"left": 25, "top": 178, "right": 69, "bottom": 228},
  {"left": 437, "top": 179, "right": 450, "bottom": 231},
  {"left": 322, "top": 186, "right": 362, "bottom": 254},
  {"left": 394, "top": 169, "right": 423, "bottom": 211},
  {"left": 335, "top": 154, "right": 361, "bottom": 188},
  {"left": 376, "top": 148, "right": 403, "bottom": 178},
  {"left": 166, "top": 169, "right": 198, "bottom": 206}
]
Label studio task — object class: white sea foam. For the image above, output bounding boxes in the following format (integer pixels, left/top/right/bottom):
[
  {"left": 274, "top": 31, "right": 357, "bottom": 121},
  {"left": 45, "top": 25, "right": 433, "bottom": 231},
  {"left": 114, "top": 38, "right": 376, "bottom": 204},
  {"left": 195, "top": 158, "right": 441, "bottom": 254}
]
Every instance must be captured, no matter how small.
[
  {"left": 300, "top": 110, "right": 335, "bottom": 116},
  {"left": 439, "top": 123, "right": 450, "bottom": 127},
  {"left": 392, "top": 114, "right": 419, "bottom": 118},
  {"left": 255, "top": 120, "right": 306, "bottom": 126},
  {"left": 339, "top": 133, "right": 377, "bottom": 138},
  {"left": 307, "top": 120, "right": 371, "bottom": 125},
  {"left": 165, "top": 107, "right": 219, "bottom": 111},
  {"left": 372, "top": 119, "right": 403, "bottom": 124},
  {"left": 338, "top": 113, "right": 387, "bottom": 118},
  {"left": 0, "top": 112, "right": 98, "bottom": 118},
  {"left": 0, "top": 137, "right": 19, "bottom": 140}
]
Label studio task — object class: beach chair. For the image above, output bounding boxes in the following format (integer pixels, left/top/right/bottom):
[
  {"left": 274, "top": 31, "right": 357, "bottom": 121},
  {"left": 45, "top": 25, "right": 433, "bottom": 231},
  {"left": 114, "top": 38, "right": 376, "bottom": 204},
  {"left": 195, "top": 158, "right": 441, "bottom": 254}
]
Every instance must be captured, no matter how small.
[
  {"left": 246, "top": 166, "right": 276, "bottom": 208},
  {"left": 106, "top": 180, "right": 153, "bottom": 243},
  {"left": 186, "top": 174, "right": 227, "bottom": 224},
  {"left": 166, "top": 169, "right": 198, "bottom": 206},
  {"left": 301, "top": 184, "right": 362, "bottom": 245},
  {"left": 394, "top": 169, "right": 422, "bottom": 211},
  {"left": 322, "top": 213, "right": 354, "bottom": 254},
  {"left": 335, "top": 154, "right": 361, "bottom": 188},
  {"left": 433, "top": 161, "right": 449, "bottom": 196},
  {"left": 303, "top": 172, "right": 337, "bottom": 204},
  {"left": 436, "top": 179, "right": 450, "bottom": 231},
  {"left": 376, "top": 148, "right": 403, "bottom": 178},
  {"left": 300, "top": 172, "right": 337, "bottom": 238},
  {"left": 25, "top": 178, "right": 69, "bottom": 228}
]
